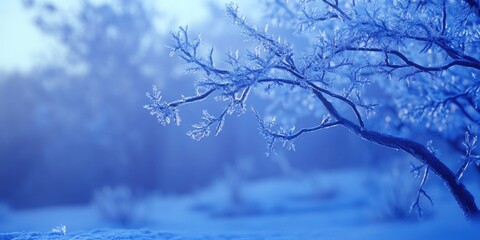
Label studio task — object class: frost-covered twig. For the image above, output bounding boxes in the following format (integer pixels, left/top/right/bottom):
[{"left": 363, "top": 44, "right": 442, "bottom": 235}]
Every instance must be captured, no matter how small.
[
  {"left": 171, "top": 26, "right": 230, "bottom": 76},
  {"left": 457, "top": 129, "right": 480, "bottom": 181},
  {"left": 226, "top": 3, "right": 292, "bottom": 58},
  {"left": 144, "top": 86, "right": 216, "bottom": 126},
  {"left": 342, "top": 47, "right": 480, "bottom": 72},
  {"left": 254, "top": 111, "right": 339, "bottom": 155},
  {"left": 187, "top": 109, "right": 228, "bottom": 141},
  {"left": 410, "top": 166, "right": 433, "bottom": 218}
]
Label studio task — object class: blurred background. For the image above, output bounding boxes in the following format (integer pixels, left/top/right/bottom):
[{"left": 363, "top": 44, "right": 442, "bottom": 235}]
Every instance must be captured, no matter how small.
[{"left": 0, "top": 0, "right": 478, "bottom": 237}]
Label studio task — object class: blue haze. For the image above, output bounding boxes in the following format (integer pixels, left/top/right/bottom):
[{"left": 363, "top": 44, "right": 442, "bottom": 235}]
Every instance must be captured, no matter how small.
[{"left": 0, "top": 0, "right": 479, "bottom": 238}]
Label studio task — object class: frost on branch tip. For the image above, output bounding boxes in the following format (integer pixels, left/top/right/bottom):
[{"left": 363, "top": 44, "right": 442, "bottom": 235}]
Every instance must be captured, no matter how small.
[
  {"left": 187, "top": 109, "right": 227, "bottom": 141},
  {"left": 253, "top": 109, "right": 296, "bottom": 156},
  {"left": 254, "top": 110, "right": 337, "bottom": 156},
  {"left": 457, "top": 128, "right": 480, "bottom": 181},
  {"left": 144, "top": 86, "right": 181, "bottom": 126},
  {"left": 226, "top": 2, "right": 292, "bottom": 58}
]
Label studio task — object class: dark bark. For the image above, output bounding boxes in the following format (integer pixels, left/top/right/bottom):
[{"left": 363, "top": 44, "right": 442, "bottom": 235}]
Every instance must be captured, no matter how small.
[
  {"left": 312, "top": 88, "right": 480, "bottom": 219},
  {"left": 464, "top": 0, "right": 480, "bottom": 16}
]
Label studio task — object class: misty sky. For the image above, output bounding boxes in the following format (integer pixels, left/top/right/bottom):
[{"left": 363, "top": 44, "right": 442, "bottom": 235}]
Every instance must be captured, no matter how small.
[{"left": 0, "top": 0, "right": 258, "bottom": 72}]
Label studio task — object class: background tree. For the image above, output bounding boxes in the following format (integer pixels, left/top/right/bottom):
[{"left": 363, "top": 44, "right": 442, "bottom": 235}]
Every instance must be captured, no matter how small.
[
  {"left": 0, "top": 0, "right": 168, "bottom": 207},
  {"left": 146, "top": 0, "right": 480, "bottom": 219},
  {"left": 1, "top": 0, "right": 227, "bottom": 208},
  {"left": 1, "top": 0, "right": 280, "bottom": 209}
]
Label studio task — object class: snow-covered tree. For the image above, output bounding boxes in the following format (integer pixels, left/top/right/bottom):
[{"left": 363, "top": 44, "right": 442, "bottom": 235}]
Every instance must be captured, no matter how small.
[{"left": 146, "top": 0, "right": 480, "bottom": 219}]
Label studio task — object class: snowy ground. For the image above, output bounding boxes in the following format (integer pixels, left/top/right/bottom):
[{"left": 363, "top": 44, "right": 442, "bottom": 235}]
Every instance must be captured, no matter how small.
[{"left": 1, "top": 169, "right": 480, "bottom": 239}]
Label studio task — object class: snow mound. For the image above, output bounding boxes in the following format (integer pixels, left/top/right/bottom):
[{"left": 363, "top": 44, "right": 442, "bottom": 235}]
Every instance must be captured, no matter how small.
[
  {"left": 0, "top": 229, "right": 176, "bottom": 240},
  {"left": 0, "top": 229, "right": 323, "bottom": 240}
]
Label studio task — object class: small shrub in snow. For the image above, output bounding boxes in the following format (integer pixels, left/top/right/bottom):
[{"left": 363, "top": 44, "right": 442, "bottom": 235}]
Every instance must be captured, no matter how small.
[
  {"left": 93, "top": 186, "right": 136, "bottom": 226},
  {"left": 0, "top": 202, "right": 9, "bottom": 222},
  {"left": 51, "top": 224, "right": 67, "bottom": 235},
  {"left": 374, "top": 160, "right": 432, "bottom": 221}
]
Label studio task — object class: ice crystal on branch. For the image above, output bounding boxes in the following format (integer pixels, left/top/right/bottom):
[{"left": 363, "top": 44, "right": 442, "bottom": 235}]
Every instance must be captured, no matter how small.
[
  {"left": 457, "top": 128, "right": 480, "bottom": 181},
  {"left": 187, "top": 110, "right": 227, "bottom": 141},
  {"left": 254, "top": 110, "right": 337, "bottom": 156},
  {"left": 144, "top": 86, "right": 180, "bottom": 126}
]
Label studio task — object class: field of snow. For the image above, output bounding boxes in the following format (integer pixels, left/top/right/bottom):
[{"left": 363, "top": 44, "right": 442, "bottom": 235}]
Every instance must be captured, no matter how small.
[{"left": 1, "top": 169, "right": 479, "bottom": 239}]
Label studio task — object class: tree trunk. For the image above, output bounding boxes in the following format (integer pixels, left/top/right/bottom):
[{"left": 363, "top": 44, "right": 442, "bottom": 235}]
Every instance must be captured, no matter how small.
[
  {"left": 313, "top": 89, "right": 480, "bottom": 219},
  {"left": 358, "top": 128, "right": 480, "bottom": 219}
]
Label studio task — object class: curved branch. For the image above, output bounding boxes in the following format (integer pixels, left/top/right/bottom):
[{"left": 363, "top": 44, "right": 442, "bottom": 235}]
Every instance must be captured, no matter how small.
[
  {"left": 403, "top": 35, "right": 480, "bottom": 63},
  {"left": 441, "top": 0, "right": 447, "bottom": 35},
  {"left": 410, "top": 166, "right": 434, "bottom": 218},
  {"left": 307, "top": 82, "right": 365, "bottom": 128},
  {"left": 322, "top": 0, "right": 351, "bottom": 20},
  {"left": 343, "top": 47, "right": 480, "bottom": 71},
  {"left": 452, "top": 99, "right": 480, "bottom": 124},
  {"left": 464, "top": 0, "right": 480, "bottom": 16},
  {"left": 177, "top": 78, "right": 479, "bottom": 220},
  {"left": 257, "top": 78, "right": 365, "bottom": 128},
  {"left": 311, "top": 87, "right": 480, "bottom": 219},
  {"left": 169, "top": 88, "right": 216, "bottom": 108},
  {"left": 272, "top": 121, "right": 340, "bottom": 140}
]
